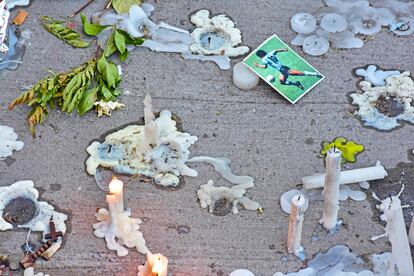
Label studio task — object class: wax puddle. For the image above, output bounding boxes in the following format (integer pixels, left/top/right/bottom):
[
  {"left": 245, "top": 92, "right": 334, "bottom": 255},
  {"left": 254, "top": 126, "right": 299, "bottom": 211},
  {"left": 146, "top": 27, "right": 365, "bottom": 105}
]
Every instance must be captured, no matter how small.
[
  {"left": 95, "top": 5, "right": 247, "bottom": 70},
  {"left": 349, "top": 67, "right": 414, "bottom": 131},
  {"left": 188, "top": 156, "right": 260, "bottom": 215}
]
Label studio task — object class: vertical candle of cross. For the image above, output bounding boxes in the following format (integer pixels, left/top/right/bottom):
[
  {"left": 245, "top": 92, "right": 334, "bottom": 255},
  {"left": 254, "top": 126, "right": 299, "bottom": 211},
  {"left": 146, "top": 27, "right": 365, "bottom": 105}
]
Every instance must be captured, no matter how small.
[
  {"left": 321, "top": 147, "right": 342, "bottom": 230},
  {"left": 287, "top": 195, "right": 305, "bottom": 257},
  {"left": 109, "top": 177, "right": 124, "bottom": 213}
]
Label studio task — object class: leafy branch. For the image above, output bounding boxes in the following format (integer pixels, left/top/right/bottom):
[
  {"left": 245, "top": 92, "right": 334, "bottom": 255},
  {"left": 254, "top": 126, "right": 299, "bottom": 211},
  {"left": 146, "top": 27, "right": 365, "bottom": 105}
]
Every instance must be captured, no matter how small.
[
  {"left": 41, "top": 16, "right": 90, "bottom": 48},
  {"left": 10, "top": 12, "right": 143, "bottom": 136}
]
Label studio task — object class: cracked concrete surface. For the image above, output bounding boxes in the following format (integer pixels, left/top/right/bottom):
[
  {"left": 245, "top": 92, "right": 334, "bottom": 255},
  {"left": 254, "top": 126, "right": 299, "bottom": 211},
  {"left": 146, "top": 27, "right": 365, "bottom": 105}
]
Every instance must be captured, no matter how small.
[{"left": 0, "top": 0, "right": 413, "bottom": 275}]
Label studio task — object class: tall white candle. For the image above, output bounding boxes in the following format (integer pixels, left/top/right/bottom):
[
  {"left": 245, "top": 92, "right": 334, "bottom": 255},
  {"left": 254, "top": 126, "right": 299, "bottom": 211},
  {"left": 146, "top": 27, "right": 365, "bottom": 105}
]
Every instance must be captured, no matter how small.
[
  {"left": 106, "top": 194, "right": 118, "bottom": 223},
  {"left": 287, "top": 195, "right": 305, "bottom": 256},
  {"left": 321, "top": 148, "right": 342, "bottom": 230},
  {"left": 409, "top": 214, "right": 414, "bottom": 246},
  {"left": 109, "top": 177, "right": 124, "bottom": 213},
  {"left": 302, "top": 162, "right": 387, "bottom": 190},
  {"left": 372, "top": 195, "right": 413, "bottom": 275}
]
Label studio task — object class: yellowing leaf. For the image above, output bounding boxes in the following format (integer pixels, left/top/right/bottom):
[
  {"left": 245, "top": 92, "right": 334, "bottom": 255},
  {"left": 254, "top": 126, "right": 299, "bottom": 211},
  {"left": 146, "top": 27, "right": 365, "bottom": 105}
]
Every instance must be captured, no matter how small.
[{"left": 112, "top": 0, "right": 141, "bottom": 14}]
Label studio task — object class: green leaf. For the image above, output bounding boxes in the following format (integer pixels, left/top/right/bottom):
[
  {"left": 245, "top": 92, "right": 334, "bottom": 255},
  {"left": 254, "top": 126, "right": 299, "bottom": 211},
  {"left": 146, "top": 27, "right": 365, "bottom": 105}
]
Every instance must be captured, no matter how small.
[
  {"left": 100, "top": 85, "right": 113, "bottom": 101},
  {"left": 117, "top": 29, "right": 144, "bottom": 45},
  {"left": 112, "top": 0, "right": 141, "bottom": 14},
  {"left": 41, "top": 16, "right": 90, "bottom": 48},
  {"left": 78, "top": 86, "right": 99, "bottom": 115},
  {"left": 104, "top": 31, "right": 117, "bottom": 57},
  {"left": 80, "top": 13, "right": 107, "bottom": 36},
  {"left": 114, "top": 30, "right": 126, "bottom": 54},
  {"left": 119, "top": 49, "right": 128, "bottom": 62},
  {"left": 97, "top": 55, "right": 120, "bottom": 88}
]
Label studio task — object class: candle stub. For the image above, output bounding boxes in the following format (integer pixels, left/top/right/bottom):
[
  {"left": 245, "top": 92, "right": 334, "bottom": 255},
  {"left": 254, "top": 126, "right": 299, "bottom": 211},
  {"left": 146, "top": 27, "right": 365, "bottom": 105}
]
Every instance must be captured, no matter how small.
[
  {"left": 321, "top": 148, "right": 342, "bottom": 230},
  {"left": 93, "top": 178, "right": 148, "bottom": 256},
  {"left": 233, "top": 62, "right": 259, "bottom": 90},
  {"left": 287, "top": 195, "right": 305, "bottom": 258}
]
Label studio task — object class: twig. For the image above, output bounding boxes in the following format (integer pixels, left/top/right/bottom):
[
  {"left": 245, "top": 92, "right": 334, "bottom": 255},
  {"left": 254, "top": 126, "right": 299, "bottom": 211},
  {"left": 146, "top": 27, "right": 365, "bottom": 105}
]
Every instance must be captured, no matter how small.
[
  {"left": 68, "top": 0, "right": 96, "bottom": 18},
  {"left": 105, "top": 0, "right": 112, "bottom": 10}
]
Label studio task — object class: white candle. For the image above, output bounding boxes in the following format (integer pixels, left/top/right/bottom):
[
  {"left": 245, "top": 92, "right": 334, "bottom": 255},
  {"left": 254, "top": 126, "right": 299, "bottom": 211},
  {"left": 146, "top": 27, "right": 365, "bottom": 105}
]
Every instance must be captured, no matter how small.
[
  {"left": 302, "top": 162, "right": 387, "bottom": 190},
  {"left": 372, "top": 194, "right": 413, "bottom": 275},
  {"left": 106, "top": 194, "right": 118, "bottom": 222},
  {"left": 233, "top": 62, "right": 259, "bottom": 90},
  {"left": 138, "top": 252, "right": 168, "bottom": 276},
  {"left": 142, "top": 93, "right": 158, "bottom": 151},
  {"left": 287, "top": 195, "right": 305, "bottom": 256},
  {"left": 109, "top": 177, "right": 124, "bottom": 213},
  {"left": 409, "top": 214, "right": 414, "bottom": 246},
  {"left": 321, "top": 148, "right": 342, "bottom": 230}
]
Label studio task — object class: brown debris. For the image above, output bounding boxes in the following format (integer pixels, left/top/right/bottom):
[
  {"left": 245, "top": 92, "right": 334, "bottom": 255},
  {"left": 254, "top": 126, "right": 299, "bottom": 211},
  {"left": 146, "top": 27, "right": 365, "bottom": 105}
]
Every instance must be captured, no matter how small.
[{"left": 12, "top": 10, "right": 28, "bottom": 26}]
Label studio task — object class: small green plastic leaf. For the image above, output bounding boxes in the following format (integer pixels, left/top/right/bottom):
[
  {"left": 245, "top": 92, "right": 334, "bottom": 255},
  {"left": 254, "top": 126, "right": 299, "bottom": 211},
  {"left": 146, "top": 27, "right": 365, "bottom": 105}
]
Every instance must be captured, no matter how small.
[
  {"left": 78, "top": 86, "right": 99, "bottom": 115},
  {"left": 320, "top": 137, "right": 364, "bottom": 163},
  {"left": 81, "top": 13, "right": 107, "bottom": 36},
  {"left": 97, "top": 55, "right": 120, "bottom": 88},
  {"left": 112, "top": 0, "right": 141, "bottom": 14},
  {"left": 114, "top": 30, "right": 126, "bottom": 54}
]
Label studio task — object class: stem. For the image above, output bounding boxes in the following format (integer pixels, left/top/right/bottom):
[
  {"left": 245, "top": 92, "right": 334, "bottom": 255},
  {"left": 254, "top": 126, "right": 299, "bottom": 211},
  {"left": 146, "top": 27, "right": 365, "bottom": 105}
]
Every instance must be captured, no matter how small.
[
  {"left": 94, "top": 46, "right": 103, "bottom": 59},
  {"left": 68, "top": 0, "right": 96, "bottom": 18},
  {"left": 105, "top": 0, "right": 113, "bottom": 10}
]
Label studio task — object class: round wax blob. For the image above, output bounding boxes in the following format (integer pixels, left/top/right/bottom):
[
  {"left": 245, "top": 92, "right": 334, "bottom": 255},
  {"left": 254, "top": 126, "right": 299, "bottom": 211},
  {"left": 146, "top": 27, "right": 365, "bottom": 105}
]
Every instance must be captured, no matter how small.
[
  {"left": 233, "top": 62, "right": 259, "bottom": 90},
  {"left": 303, "top": 35, "right": 330, "bottom": 56},
  {"left": 321, "top": 13, "right": 348, "bottom": 33},
  {"left": 280, "top": 190, "right": 309, "bottom": 214},
  {"left": 291, "top": 13, "right": 317, "bottom": 34},
  {"left": 349, "top": 190, "right": 367, "bottom": 201}
]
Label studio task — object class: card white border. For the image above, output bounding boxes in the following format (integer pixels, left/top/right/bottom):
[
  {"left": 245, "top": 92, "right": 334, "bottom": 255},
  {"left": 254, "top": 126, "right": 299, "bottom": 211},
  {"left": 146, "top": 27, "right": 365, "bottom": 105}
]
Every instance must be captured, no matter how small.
[{"left": 243, "top": 34, "right": 325, "bottom": 104}]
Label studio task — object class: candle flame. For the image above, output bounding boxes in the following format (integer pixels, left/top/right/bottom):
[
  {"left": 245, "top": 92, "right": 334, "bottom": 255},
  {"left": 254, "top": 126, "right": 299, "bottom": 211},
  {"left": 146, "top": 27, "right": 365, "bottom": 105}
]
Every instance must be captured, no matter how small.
[
  {"left": 152, "top": 256, "right": 164, "bottom": 274},
  {"left": 109, "top": 177, "right": 123, "bottom": 194}
]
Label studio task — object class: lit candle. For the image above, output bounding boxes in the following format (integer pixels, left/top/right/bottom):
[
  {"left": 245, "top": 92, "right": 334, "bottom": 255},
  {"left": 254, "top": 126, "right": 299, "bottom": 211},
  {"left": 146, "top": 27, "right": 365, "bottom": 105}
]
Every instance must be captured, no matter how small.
[
  {"left": 372, "top": 192, "right": 413, "bottom": 275},
  {"left": 109, "top": 177, "right": 124, "bottom": 213},
  {"left": 93, "top": 178, "right": 148, "bottom": 256},
  {"left": 106, "top": 194, "right": 119, "bottom": 223},
  {"left": 302, "top": 161, "right": 387, "bottom": 190},
  {"left": 287, "top": 195, "right": 305, "bottom": 257},
  {"left": 321, "top": 148, "right": 342, "bottom": 230},
  {"left": 409, "top": 214, "right": 414, "bottom": 246},
  {"left": 138, "top": 252, "right": 168, "bottom": 276}
]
